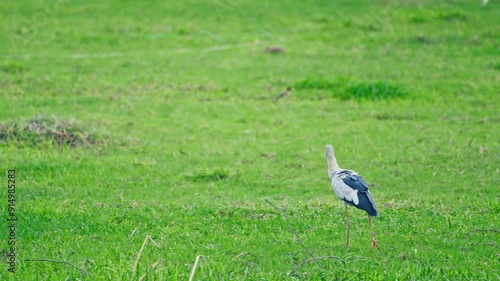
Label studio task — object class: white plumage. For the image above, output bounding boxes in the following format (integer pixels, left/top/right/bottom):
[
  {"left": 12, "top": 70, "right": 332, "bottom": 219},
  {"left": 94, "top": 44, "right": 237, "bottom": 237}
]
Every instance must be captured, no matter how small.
[
  {"left": 325, "top": 144, "right": 379, "bottom": 249},
  {"left": 330, "top": 171, "right": 362, "bottom": 205}
]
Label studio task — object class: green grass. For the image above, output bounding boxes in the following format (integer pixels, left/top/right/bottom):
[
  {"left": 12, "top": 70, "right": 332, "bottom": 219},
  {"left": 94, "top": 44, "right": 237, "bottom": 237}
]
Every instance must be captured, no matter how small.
[{"left": 0, "top": 0, "right": 499, "bottom": 280}]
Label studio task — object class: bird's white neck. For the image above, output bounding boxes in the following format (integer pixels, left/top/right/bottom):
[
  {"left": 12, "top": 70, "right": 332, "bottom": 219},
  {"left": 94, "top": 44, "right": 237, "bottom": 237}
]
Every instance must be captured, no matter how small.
[
  {"left": 327, "top": 156, "right": 340, "bottom": 175},
  {"left": 325, "top": 146, "right": 340, "bottom": 177}
]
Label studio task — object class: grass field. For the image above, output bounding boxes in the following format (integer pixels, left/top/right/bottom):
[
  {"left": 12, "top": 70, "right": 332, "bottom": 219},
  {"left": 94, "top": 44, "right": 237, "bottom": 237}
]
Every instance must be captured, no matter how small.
[{"left": 1, "top": 0, "right": 499, "bottom": 280}]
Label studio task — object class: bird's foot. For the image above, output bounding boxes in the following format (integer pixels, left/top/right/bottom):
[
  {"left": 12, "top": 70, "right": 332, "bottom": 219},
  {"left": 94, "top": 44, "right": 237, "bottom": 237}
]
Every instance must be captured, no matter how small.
[{"left": 371, "top": 239, "right": 380, "bottom": 250}]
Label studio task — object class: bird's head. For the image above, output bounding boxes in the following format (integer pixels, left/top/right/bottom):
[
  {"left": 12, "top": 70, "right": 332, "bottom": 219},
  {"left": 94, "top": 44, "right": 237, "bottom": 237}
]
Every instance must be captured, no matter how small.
[{"left": 325, "top": 144, "right": 334, "bottom": 157}]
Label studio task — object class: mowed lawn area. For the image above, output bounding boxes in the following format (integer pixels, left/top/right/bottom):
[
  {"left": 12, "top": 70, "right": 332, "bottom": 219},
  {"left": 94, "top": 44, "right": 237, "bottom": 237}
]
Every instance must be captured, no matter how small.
[{"left": 0, "top": 0, "right": 499, "bottom": 280}]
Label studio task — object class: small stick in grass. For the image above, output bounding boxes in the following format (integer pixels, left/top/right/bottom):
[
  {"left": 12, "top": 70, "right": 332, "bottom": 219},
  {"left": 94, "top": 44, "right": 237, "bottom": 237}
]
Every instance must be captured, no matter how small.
[
  {"left": 473, "top": 228, "right": 499, "bottom": 233},
  {"left": 139, "top": 258, "right": 163, "bottom": 281},
  {"left": 130, "top": 227, "right": 139, "bottom": 237},
  {"left": 464, "top": 228, "right": 500, "bottom": 236},
  {"left": 189, "top": 255, "right": 209, "bottom": 281},
  {"left": 131, "top": 235, "right": 161, "bottom": 279},
  {"left": 231, "top": 252, "right": 250, "bottom": 262}
]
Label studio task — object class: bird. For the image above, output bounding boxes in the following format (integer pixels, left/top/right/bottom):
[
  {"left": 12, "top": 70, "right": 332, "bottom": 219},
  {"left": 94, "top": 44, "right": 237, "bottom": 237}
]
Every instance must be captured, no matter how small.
[
  {"left": 325, "top": 144, "right": 379, "bottom": 249},
  {"left": 275, "top": 87, "right": 291, "bottom": 100}
]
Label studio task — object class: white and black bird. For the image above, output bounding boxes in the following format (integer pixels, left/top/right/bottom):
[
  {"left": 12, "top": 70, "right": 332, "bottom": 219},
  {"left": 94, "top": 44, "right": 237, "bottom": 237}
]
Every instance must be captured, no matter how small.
[{"left": 325, "top": 144, "right": 379, "bottom": 249}]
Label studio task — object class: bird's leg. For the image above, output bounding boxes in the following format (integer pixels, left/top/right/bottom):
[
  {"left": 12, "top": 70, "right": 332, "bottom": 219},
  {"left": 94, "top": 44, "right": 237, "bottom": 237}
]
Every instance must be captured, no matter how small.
[
  {"left": 368, "top": 215, "right": 379, "bottom": 250},
  {"left": 345, "top": 203, "right": 350, "bottom": 247}
]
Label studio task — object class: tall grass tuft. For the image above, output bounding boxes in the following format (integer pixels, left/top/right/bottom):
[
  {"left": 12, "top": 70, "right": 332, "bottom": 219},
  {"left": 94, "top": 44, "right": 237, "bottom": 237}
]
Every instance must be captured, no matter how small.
[{"left": 294, "top": 78, "right": 407, "bottom": 101}]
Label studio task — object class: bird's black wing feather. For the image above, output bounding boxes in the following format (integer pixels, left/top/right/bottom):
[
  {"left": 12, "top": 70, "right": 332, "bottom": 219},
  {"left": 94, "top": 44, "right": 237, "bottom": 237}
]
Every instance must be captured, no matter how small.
[
  {"left": 339, "top": 171, "right": 369, "bottom": 193},
  {"left": 340, "top": 171, "right": 378, "bottom": 216}
]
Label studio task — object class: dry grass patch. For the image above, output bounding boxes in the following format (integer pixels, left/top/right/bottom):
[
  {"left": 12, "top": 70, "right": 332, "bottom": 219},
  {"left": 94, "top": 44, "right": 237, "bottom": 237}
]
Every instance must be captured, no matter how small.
[{"left": 0, "top": 116, "right": 100, "bottom": 148}]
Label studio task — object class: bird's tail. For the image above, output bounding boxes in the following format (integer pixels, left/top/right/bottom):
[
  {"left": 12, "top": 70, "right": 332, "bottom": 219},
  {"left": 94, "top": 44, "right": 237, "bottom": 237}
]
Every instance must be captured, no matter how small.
[{"left": 357, "top": 192, "right": 378, "bottom": 216}]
